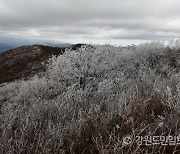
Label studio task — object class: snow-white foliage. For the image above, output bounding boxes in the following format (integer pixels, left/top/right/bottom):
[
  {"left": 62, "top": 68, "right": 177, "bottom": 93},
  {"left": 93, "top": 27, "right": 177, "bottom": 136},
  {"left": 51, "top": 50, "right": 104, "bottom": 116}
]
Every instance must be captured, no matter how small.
[{"left": 0, "top": 42, "right": 180, "bottom": 153}]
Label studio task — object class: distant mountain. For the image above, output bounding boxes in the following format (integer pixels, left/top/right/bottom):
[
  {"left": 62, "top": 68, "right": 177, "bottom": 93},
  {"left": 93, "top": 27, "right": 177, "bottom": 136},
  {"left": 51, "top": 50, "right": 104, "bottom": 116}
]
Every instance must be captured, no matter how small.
[
  {"left": 0, "top": 36, "right": 71, "bottom": 52},
  {"left": 41, "top": 42, "right": 71, "bottom": 48},
  {"left": 0, "top": 43, "right": 18, "bottom": 52}
]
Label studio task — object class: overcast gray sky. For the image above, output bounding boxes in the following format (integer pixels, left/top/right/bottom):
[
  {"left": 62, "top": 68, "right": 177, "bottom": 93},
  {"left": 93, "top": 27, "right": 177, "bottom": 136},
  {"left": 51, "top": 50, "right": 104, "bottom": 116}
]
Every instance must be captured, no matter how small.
[{"left": 0, "top": 0, "right": 180, "bottom": 45}]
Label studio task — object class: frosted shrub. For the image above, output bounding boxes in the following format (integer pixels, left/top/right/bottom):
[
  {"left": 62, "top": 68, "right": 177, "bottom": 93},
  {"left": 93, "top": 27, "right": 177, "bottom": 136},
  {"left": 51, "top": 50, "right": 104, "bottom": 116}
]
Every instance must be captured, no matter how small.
[
  {"left": 98, "top": 79, "right": 114, "bottom": 95},
  {"left": 169, "top": 38, "right": 180, "bottom": 48},
  {"left": 0, "top": 81, "right": 21, "bottom": 103},
  {"left": 136, "top": 41, "right": 165, "bottom": 55}
]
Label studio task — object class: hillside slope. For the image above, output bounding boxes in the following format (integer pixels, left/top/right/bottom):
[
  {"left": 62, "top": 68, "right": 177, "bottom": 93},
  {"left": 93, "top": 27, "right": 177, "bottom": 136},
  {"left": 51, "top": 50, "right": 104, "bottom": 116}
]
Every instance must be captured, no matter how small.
[
  {"left": 0, "top": 44, "right": 87, "bottom": 84},
  {"left": 0, "top": 45, "right": 66, "bottom": 84},
  {"left": 0, "top": 42, "right": 180, "bottom": 153}
]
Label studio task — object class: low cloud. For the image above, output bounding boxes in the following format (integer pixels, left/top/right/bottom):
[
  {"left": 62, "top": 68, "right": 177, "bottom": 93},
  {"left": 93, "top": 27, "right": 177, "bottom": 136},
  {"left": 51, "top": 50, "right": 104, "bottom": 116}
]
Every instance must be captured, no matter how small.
[{"left": 0, "top": 0, "right": 180, "bottom": 44}]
